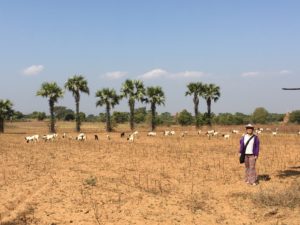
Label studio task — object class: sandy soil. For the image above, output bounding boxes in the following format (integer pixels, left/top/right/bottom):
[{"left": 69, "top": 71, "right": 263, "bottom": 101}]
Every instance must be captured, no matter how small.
[{"left": 0, "top": 123, "right": 299, "bottom": 225}]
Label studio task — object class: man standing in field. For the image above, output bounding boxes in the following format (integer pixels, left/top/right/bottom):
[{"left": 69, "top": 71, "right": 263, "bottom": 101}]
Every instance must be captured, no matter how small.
[{"left": 239, "top": 124, "right": 260, "bottom": 185}]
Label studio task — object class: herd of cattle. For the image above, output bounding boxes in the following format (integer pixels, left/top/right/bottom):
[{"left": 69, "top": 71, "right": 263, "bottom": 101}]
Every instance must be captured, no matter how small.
[{"left": 24, "top": 127, "right": 293, "bottom": 143}]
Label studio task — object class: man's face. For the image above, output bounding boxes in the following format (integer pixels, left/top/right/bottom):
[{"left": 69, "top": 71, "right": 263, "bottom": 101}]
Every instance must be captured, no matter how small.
[{"left": 246, "top": 128, "right": 254, "bottom": 134}]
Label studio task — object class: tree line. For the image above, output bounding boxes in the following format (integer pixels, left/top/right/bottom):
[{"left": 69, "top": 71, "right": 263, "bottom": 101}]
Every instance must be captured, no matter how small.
[
  {"left": 0, "top": 75, "right": 222, "bottom": 133},
  {"left": 1, "top": 75, "right": 295, "bottom": 134}
]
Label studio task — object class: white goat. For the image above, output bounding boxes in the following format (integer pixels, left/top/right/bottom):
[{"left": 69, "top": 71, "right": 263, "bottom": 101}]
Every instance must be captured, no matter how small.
[
  {"left": 76, "top": 133, "right": 86, "bottom": 141},
  {"left": 147, "top": 131, "right": 157, "bottom": 136},
  {"left": 272, "top": 128, "right": 278, "bottom": 136},
  {"left": 206, "top": 130, "right": 215, "bottom": 135},
  {"left": 25, "top": 135, "right": 39, "bottom": 143},
  {"left": 222, "top": 134, "right": 230, "bottom": 139},
  {"left": 42, "top": 134, "right": 56, "bottom": 141},
  {"left": 164, "top": 130, "right": 170, "bottom": 136},
  {"left": 127, "top": 134, "right": 135, "bottom": 142}
]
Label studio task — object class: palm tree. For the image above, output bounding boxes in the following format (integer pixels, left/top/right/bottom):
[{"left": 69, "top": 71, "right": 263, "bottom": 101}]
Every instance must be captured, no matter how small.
[
  {"left": 65, "top": 75, "right": 89, "bottom": 132},
  {"left": 185, "top": 82, "right": 205, "bottom": 128},
  {"left": 95, "top": 88, "right": 120, "bottom": 132},
  {"left": 120, "top": 79, "right": 146, "bottom": 131},
  {"left": 145, "top": 86, "right": 165, "bottom": 131},
  {"left": 0, "top": 99, "right": 13, "bottom": 133},
  {"left": 203, "top": 83, "right": 221, "bottom": 126},
  {"left": 36, "top": 82, "right": 64, "bottom": 133}
]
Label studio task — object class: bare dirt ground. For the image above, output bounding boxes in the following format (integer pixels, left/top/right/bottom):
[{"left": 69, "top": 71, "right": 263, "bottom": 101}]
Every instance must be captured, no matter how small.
[{"left": 0, "top": 122, "right": 299, "bottom": 225}]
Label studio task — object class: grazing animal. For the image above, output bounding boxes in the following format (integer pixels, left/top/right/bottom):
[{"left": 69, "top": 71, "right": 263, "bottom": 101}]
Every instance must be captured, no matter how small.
[
  {"left": 206, "top": 130, "right": 215, "bottom": 135},
  {"left": 120, "top": 132, "right": 125, "bottom": 138},
  {"left": 170, "top": 131, "right": 175, "bottom": 135},
  {"left": 76, "top": 133, "right": 86, "bottom": 141},
  {"left": 255, "top": 130, "right": 262, "bottom": 135},
  {"left": 213, "top": 131, "right": 218, "bottom": 136},
  {"left": 197, "top": 130, "right": 202, "bottom": 135},
  {"left": 25, "top": 135, "right": 39, "bottom": 143},
  {"left": 62, "top": 133, "right": 66, "bottom": 138},
  {"left": 222, "top": 134, "right": 230, "bottom": 139},
  {"left": 94, "top": 134, "right": 99, "bottom": 140},
  {"left": 42, "top": 134, "right": 56, "bottom": 141},
  {"left": 272, "top": 128, "right": 279, "bottom": 136},
  {"left": 147, "top": 131, "right": 157, "bottom": 136},
  {"left": 180, "top": 132, "right": 185, "bottom": 138},
  {"left": 25, "top": 136, "right": 34, "bottom": 143},
  {"left": 164, "top": 130, "right": 170, "bottom": 136},
  {"left": 127, "top": 134, "right": 135, "bottom": 142},
  {"left": 231, "top": 129, "right": 239, "bottom": 134},
  {"left": 298, "top": 131, "right": 300, "bottom": 135},
  {"left": 132, "top": 131, "right": 139, "bottom": 136}
]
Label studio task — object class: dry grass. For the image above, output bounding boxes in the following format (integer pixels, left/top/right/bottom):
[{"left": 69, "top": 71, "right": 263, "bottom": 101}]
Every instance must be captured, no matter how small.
[
  {"left": 0, "top": 121, "right": 300, "bottom": 224},
  {"left": 252, "top": 179, "right": 300, "bottom": 208}
]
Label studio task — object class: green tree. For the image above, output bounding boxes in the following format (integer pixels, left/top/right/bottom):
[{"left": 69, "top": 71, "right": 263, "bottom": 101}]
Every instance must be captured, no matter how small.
[
  {"left": 177, "top": 109, "right": 194, "bottom": 126},
  {"left": 36, "top": 112, "right": 47, "bottom": 121},
  {"left": 269, "top": 113, "right": 284, "bottom": 123},
  {"left": 120, "top": 79, "right": 146, "bottom": 130},
  {"left": 203, "top": 83, "right": 221, "bottom": 126},
  {"left": 289, "top": 110, "right": 300, "bottom": 124},
  {"left": 145, "top": 86, "right": 165, "bottom": 131},
  {"left": 96, "top": 88, "right": 121, "bottom": 132},
  {"left": 36, "top": 82, "right": 64, "bottom": 133},
  {"left": 86, "top": 114, "right": 99, "bottom": 122},
  {"left": 159, "top": 112, "right": 174, "bottom": 126},
  {"left": 134, "top": 107, "right": 147, "bottom": 124},
  {"left": 78, "top": 112, "right": 86, "bottom": 122},
  {"left": 12, "top": 111, "right": 24, "bottom": 120},
  {"left": 252, "top": 107, "right": 269, "bottom": 124},
  {"left": 53, "top": 106, "right": 74, "bottom": 120},
  {"left": 99, "top": 113, "right": 106, "bottom": 122},
  {"left": 0, "top": 99, "right": 13, "bottom": 133},
  {"left": 185, "top": 82, "right": 205, "bottom": 128},
  {"left": 112, "top": 111, "right": 129, "bottom": 123},
  {"left": 65, "top": 75, "right": 90, "bottom": 132}
]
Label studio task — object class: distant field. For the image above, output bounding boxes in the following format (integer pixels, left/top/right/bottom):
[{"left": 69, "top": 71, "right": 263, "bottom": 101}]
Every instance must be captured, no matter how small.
[{"left": 0, "top": 121, "right": 299, "bottom": 225}]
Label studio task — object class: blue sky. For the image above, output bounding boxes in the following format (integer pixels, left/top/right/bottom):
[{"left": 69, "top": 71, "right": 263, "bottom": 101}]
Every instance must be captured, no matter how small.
[{"left": 1, "top": 0, "right": 300, "bottom": 115}]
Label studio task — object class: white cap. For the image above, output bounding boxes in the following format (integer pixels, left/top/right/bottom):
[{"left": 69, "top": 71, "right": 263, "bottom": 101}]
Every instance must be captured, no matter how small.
[{"left": 245, "top": 123, "right": 254, "bottom": 129}]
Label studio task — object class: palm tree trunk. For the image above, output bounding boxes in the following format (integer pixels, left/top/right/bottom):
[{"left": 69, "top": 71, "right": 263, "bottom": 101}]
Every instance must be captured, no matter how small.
[
  {"left": 207, "top": 98, "right": 212, "bottom": 126},
  {"left": 0, "top": 118, "right": 4, "bottom": 133},
  {"left": 151, "top": 103, "right": 156, "bottom": 131},
  {"left": 49, "top": 99, "right": 55, "bottom": 133},
  {"left": 194, "top": 94, "right": 199, "bottom": 128},
  {"left": 106, "top": 103, "right": 112, "bottom": 132},
  {"left": 75, "top": 95, "right": 80, "bottom": 132},
  {"left": 129, "top": 99, "right": 135, "bottom": 131}
]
